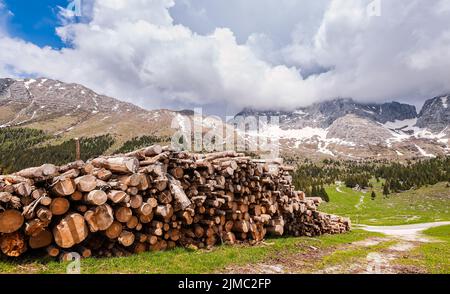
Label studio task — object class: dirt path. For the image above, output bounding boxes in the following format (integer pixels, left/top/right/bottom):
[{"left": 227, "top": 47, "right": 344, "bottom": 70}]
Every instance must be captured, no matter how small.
[
  {"left": 318, "top": 222, "right": 450, "bottom": 273},
  {"left": 222, "top": 222, "right": 449, "bottom": 274},
  {"left": 360, "top": 222, "right": 450, "bottom": 241}
]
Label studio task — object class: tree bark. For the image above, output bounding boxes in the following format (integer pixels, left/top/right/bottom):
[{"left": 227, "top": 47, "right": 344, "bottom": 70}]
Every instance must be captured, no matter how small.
[
  {"left": 91, "top": 157, "right": 139, "bottom": 174},
  {"left": 14, "top": 164, "right": 58, "bottom": 181}
]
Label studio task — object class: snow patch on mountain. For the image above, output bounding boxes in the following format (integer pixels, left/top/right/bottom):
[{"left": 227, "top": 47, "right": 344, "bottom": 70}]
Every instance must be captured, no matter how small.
[
  {"left": 384, "top": 118, "right": 418, "bottom": 130},
  {"left": 384, "top": 118, "right": 448, "bottom": 147},
  {"left": 415, "top": 144, "right": 436, "bottom": 158},
  {"left": 24, "top": 79, "right": 36, "bottom": 89}
]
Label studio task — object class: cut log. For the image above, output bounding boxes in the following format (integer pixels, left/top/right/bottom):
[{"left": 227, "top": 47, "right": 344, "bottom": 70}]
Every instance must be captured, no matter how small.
[
  {"left": 70, "top": 191, "right": 83, "bottom": 201},
  {"left": 158, "top": 191, "right": 172, "bottom": 204},
  {"left": 115, "top": 207, "right": 133, "bottom": 223},
  {"left": 126, "top": 216, "right": 139, "bottom": 229},
  {"left": 84, "top": 204, "right": 114, "bottom": 232},
  {"left": 126, "top": 145, "right": 163, "bottom": 158},
  {"left": 137, "top": 174, "right": 149, "bottom": 190},
  {"left": 46, "top": 245, "right": 60, "bottom": 257},
  {"left": 75, "top": 175, "right": 97, "bottom": 192},
  {"left": 52, "top": 178, "right": 76, "bottom": 196},
  {"left": 266, "top": 224, "right": 284, "bottom": 236},
  {"left": 14, "top": 182, "right": 32, "bottom": 197},
  {"left": 91, "top": 157, "right": 139, "bottom": 174},
  {"left": 59, "top": 160, "right": 84, "bottom": 173},
  {"left": 0, "top": 209, "right": 24, "bottom": 233},
  {"left": 138, "top": 203, "right": 153, "bottom": 216},
  {"left": 147, "top": 197, "right": 158, "bottom": 208},
  {"left": 170, "top": 167, "right": 184, "bottom": 179},
  {"left": 0, "top": 192, "right": 12, "bottom": 203},
  {"left": 181, "top": 211, "right": 193, "bottom": 225},
  {"left": 53, "top": 213, "right": 89, "bottom": 248},
  {"left": 77, "top": 246, "right": 92, "bottom": 258},
  {"left": 40, "top": 196, "right": 52, "bottom": 206},
  {"left": 233, "top": 220, "right": 250, "bottom": 233},
  {"left": 50, "top": 198, "right": 70, "bottom": 216},
  {"left": 154, "top": 178, "right": 168, "bottom": 191},
  {"left": 14, "top": 164, "right": 58, "bottom": 181},
  {"left": 29, "top": 229, "right": 53, "bottom": 249},
  {"left": 167, "top": 175, "right": 191, "bottom": 210},
  {"left": 0, "top": 232, "right": 27, "bottom": 257},
  {"left": 36, "top": 206, "right": 52, "bottom": 222},
  {"left": 105, "top": 221, "right": 123, "bottom": 239},
  {"left": 118, "top": 230, "right": 135, "bottom": 247},
  {"left": 139, "top": 213, "right": 153, "bottom": 224},
  {"left": 25, "top": 219, "right": 49, "bottom": 236},
  {"left": 130, "top": 195, "right": 143, "bottom": 209},
  {"left": 132, "top": 242, "right": 147, "bottom": 254},
  {"left": 107, "top": 190, "right": 128, "bottom": 203},
  {"left": 85, "top": 190, "right": 107, "bottom": 206},
  {"left": 94, "top": 168, "right": 113, "bottom": 181},
  {"left": 155, "top": 204, "right": 174, "bottom": 220}
]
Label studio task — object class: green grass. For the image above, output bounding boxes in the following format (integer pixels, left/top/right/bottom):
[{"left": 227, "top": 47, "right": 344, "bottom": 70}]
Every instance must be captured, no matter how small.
[
  {"left": 321, "top": 181, "right": 450, "bottom": 226},
  {"left": 423, "top": 225, "right": 450, "bottom": 241},
  {"left": 0, "top": 230, "right": 378, "bottom": 274},
  {"left": 395, "top": 225, "right": 450, "bottom": 274}
]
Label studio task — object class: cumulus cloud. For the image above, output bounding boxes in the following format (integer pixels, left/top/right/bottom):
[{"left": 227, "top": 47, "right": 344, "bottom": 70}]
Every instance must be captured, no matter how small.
[{"left": 0, "top": 0, "right": 450, "bottom": 114}]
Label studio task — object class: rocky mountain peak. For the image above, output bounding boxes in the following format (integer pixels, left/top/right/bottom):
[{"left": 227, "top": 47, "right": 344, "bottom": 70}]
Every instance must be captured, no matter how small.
[
  {"left": 416, "top": 95, "right": 450, "bottom": 133},
  {"left": 236, "top": 98, "right": 418, "bottom": 129},
  {"left": 0, "top": 78, "right": 147, "bottom": 127}
]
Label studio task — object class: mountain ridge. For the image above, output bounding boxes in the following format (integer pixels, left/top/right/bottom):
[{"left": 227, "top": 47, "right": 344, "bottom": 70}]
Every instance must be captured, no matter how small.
[
  {"left": 235, "top": 96, "right": 449, "bottom": 160},
  {"left": 1, "top": 77, "right": 449, "bottom": 161}
]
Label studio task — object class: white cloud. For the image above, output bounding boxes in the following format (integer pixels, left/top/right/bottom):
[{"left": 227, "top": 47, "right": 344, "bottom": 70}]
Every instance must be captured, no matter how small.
[
  {"left": 0, "top": 0, "right": 450, "bottom": 114},
  {"left": 281, "top": 0, "right": 450, "bottom": 106}
]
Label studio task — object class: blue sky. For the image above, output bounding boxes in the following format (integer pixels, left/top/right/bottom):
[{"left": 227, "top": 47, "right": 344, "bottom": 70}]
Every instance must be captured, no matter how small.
[{"left": 2, "top": 0, "right": 69, "bottom": 48}]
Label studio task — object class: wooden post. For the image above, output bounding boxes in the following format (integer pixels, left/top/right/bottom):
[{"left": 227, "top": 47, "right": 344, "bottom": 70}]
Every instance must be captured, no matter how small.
[{"left": 75, "top": 138, "right": 81, "bottom": 161}]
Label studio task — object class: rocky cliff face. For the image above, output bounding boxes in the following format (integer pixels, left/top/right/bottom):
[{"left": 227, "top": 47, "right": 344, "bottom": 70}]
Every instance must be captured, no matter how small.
[
  {"left": 327, "top": 114, "right": 393, "bottom": 146},
  {"left": 237, "top": 98, "right": 418, "bottom": 129},
  {"left": 416, "top": 95, "right": 450, "bottom": 133}
]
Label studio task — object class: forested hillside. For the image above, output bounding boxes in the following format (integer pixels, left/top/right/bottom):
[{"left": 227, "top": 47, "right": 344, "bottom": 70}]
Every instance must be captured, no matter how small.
[
  {"left": 0, "top": 127, "right": 168, "bottom": 173},
  {"left": 292, "top": 157, "right": 450, "bottom": 201},
  {"left": 1, "top": 127, "right": 449, "bottom": 201}
]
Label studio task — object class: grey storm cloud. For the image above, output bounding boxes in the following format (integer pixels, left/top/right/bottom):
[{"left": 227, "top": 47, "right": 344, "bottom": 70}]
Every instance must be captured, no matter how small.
[{"left": 0, "top": 0, "right": 450, "bottom": 115}]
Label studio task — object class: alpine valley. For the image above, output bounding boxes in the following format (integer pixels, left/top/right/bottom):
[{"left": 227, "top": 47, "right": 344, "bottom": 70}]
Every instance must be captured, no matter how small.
[{"left": 1, "top": 77, "right": 449, "bottom": 168}]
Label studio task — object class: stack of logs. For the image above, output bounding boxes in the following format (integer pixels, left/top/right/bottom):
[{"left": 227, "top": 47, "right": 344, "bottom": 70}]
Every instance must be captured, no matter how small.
[{"left": 0, "top": 146, "right": 350, "bottom": 259}]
